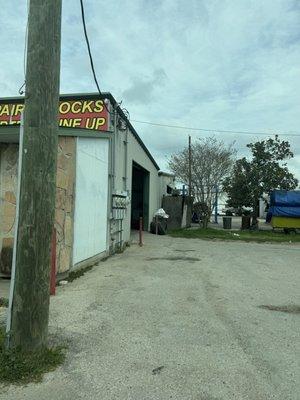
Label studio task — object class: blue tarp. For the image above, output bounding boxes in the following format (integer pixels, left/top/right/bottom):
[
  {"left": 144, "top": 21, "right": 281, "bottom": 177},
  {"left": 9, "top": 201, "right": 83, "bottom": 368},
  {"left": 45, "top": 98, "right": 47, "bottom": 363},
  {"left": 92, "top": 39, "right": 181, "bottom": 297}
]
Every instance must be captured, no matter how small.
[
  {"left": 267, "top": 190, "right": 300, "bottom": 221},
  {"left": 270, "top": 190, "right": 300, "bottom": 207},
  {"left": 267, "top": 206, "right": 300, "bottom": 218}
]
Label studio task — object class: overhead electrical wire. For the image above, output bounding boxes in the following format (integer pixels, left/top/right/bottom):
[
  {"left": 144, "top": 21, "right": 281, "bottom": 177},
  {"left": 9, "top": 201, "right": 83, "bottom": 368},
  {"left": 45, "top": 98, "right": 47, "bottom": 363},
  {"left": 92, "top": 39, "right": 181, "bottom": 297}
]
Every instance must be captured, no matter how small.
[
  {"left": 130, "top": 120, "right": 300, "bottom": 137},
  {"left": 13, "top": 0, "right": 298, "bottom": 144},
  {"left": 79, "top": 0, "right": 299, "bottom": 138},
  {"left": 79, "top": 0, "right": 112, "bottom": 115},
  {"left": 80, "top": 0, "right": 130, "bottom": 121},
  {"left": 23, "top": 0, "right": 29, "bottom": 77},
  {"left": 18, "top": 0, "right": 29, "bottom": 95}
]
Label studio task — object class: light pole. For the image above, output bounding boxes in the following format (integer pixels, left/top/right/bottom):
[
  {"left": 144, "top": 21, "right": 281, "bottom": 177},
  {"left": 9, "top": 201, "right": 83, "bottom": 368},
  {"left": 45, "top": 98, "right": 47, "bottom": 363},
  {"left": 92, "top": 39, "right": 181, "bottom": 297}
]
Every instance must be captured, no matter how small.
[{"left": 214, "top": 185, "right": 219, "bottom": 224}]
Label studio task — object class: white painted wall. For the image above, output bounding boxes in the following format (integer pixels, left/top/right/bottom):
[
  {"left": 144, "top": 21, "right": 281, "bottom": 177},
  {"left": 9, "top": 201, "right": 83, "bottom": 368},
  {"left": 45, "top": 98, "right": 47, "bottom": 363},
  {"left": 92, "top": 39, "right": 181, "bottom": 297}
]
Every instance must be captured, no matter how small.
[
  {"left": 73, "top": 138, "right": 109, "bottom": 265},
  {"left": 159, "top": 173, "right": 176, "bottom": 199}
]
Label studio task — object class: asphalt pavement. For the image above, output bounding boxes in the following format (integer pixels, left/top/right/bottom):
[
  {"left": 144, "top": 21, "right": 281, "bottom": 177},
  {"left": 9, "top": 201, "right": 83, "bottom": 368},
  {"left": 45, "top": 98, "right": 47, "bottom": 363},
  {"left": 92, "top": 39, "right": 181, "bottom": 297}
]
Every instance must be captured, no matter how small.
[{"left": 0, "top": 233, "right": 299, "bottom": 399}]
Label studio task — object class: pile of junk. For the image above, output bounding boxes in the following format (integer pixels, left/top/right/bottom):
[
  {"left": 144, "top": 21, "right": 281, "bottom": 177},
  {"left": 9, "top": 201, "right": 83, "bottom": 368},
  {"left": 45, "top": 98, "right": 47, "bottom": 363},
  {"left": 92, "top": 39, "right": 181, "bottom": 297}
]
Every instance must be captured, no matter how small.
[
  {"left": 150, "top": 208, "right": 169, "bottom": 235},
  {"left": 266, "top": 189, "right": 300, "bottom": 233}
]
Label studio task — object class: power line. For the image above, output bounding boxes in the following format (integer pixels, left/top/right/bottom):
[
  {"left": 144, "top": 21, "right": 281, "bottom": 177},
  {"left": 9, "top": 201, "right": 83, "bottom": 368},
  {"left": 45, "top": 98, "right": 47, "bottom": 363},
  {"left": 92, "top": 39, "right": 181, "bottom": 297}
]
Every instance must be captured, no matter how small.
[
  {"left": 79, "top": 0, "right": 112, "bottom": 115},
  {"left": 79, "top": 0, "right": 299, "bottom": 139},
  {"left": 130, "top": 119, "right": 300, "bottom": 137},
  {"left": 23, "top": 0, "right": 29, "bottom": 77},
  {"left": 18, "top": 0, "right": 29, "bottom": 95}
]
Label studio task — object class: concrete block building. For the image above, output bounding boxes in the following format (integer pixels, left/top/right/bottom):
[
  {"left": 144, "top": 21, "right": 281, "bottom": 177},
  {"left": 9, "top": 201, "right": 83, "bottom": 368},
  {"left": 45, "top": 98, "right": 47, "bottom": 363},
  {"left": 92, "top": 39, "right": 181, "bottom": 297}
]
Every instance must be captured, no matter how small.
[{"left": 0, "top": 93, "right": 167, "bottom": 277}]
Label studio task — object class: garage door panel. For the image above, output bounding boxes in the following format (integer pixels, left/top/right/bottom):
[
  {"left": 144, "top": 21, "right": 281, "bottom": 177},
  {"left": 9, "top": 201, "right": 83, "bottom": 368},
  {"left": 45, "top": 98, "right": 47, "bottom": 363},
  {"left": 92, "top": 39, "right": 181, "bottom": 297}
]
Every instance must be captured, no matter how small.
[{"left": 73, "top": 138, "right": 109, "bottom": 265}]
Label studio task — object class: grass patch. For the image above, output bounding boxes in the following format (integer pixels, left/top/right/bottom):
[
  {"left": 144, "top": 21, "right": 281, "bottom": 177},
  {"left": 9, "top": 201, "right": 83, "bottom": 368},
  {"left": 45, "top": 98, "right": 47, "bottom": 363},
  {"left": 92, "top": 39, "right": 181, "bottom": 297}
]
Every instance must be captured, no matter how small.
[
  {"left": 0, "top": 326, "right": 66, "bottom": 385},
  {"left": 0, "top": 298, "right": 8, "bottom": 308},
  {"left": 67, "top": 264, "right": 93, "bottom": 282},
  {"left": 168, "top": 227, "right": 300, "bottom": 243}
]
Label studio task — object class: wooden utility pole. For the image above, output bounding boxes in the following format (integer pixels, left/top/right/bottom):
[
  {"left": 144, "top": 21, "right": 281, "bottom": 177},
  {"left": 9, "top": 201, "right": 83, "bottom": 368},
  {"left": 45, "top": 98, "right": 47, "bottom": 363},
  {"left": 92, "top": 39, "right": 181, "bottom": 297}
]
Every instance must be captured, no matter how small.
[
  {"left": 9, "top": 0, "right": 62, "bottom": 350},
  {"left": 188, "top": 135, "right": 192, "bottom": 196}
]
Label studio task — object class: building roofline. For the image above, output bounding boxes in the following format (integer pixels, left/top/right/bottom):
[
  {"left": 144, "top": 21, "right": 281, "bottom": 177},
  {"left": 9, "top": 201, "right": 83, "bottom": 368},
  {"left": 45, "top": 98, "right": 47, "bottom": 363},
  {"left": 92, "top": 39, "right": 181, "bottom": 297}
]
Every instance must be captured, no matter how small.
[
  {"left": 158, "top": 171, "right": 175, "bottom": 177},
  {"left": 0, "top": 92, "right": 160, "bottom": 170},
  {"left": 104, "top": 93, "right": 160, "bottom": 171}
]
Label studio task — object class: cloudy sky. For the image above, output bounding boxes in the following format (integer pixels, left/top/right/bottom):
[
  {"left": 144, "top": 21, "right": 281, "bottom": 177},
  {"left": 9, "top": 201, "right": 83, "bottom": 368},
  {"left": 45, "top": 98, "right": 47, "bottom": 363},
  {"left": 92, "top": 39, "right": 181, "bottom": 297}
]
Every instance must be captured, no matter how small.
[{"left": 1, "top": 0, "right": 300, "bottom": 178}]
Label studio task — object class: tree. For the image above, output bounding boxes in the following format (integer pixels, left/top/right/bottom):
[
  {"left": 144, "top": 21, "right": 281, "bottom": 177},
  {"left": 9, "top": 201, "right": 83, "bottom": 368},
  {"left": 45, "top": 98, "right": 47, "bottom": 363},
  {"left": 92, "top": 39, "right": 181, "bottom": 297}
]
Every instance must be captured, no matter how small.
[
  {"left": 223, "top": 135, "right": 298, "bottom": 226},
  {"left": 223, "top": 157, "right": 253, "bottom": 211},
  {"left": 168, "top": 137, "right": 236, "bottom": 219}
]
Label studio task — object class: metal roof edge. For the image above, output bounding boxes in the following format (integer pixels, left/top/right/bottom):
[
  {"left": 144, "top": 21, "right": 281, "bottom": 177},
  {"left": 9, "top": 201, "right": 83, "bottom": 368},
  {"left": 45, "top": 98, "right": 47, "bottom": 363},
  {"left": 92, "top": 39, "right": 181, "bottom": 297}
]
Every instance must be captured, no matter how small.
[
  {"left": 107, "top": 94, "right": 160, "bottom": 171},
  {"left": 158, "top": 171, "right": 175, "bottom": 177}
]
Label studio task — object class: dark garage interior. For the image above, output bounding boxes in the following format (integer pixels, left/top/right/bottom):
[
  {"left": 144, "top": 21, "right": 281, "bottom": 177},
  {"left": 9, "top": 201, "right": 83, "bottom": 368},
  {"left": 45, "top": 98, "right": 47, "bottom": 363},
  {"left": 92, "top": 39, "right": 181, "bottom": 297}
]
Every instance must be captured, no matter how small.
[{"left": 131, "top": 161, "right": 149, "bottom": 230}]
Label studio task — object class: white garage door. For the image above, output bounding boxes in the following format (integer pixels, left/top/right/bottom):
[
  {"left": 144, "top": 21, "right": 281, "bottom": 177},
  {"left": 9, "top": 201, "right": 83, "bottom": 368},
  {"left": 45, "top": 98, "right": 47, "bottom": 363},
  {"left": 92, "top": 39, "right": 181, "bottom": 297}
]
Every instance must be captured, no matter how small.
[{"left": 73, "top": 137, "right": 109, "bottom": 265}]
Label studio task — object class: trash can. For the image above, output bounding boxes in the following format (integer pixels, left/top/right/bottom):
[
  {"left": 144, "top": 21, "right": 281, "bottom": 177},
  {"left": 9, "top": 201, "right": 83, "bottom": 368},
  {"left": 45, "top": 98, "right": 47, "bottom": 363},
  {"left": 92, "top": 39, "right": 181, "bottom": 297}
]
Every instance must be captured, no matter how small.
[
  {"left": 223, "top": 216, "right": 232, "bottom": 229},
  {"left": 241, "top": 215, "right": 251, "bottom": 230}
]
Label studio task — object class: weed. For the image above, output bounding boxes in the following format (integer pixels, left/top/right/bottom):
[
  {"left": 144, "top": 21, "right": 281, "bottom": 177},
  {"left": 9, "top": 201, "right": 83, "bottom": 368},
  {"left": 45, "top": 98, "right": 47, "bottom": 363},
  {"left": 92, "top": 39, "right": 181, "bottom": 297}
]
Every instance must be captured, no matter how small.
[
  {"left": 67, "top": 265, "right": 93, "bottom": 282},
  {"left": 0, "top": 326, "right": 66, "bottom": 384},
  {"left": 0, "top": 298, "right": 8, "bottom": 308}
]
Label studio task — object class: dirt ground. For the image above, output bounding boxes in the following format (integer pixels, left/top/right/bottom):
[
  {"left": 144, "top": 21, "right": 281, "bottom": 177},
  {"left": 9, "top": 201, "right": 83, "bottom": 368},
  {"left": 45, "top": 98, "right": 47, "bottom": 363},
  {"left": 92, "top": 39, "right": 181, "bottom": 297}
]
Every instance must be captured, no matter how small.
[{"left": 1, "top": 233, "right": 299, "bottom": 399}]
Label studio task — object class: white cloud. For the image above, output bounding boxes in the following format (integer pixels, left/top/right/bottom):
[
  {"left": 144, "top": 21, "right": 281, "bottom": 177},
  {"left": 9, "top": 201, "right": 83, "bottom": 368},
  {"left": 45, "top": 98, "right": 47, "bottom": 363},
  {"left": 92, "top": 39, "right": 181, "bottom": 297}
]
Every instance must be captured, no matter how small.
[{"left": 0, "top": 0, "right": 299, "bottom": 179}]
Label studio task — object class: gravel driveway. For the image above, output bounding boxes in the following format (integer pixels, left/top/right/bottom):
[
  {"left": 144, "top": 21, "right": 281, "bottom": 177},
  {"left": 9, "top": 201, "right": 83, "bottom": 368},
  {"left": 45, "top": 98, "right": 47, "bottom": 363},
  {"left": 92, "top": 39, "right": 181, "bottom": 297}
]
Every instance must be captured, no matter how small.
[{"left": 1, "top": 234, "right": 299, "bottom": 399}]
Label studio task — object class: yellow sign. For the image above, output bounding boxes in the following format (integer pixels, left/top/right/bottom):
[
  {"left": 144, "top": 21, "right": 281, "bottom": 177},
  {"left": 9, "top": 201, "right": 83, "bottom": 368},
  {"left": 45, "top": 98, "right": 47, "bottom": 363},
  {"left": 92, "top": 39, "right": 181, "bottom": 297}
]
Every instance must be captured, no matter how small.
[{"left": 0, "top": 99, "right": 109, "bottom": 131}]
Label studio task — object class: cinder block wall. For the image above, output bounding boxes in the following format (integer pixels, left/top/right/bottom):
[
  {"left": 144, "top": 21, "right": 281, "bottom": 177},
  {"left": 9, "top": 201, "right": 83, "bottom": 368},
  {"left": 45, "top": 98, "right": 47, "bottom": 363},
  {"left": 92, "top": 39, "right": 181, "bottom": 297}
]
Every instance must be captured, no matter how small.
[
  {"left": 162, "top": 196, "right": 183, "bottom": 230},
  {"left": 162, "top": 195, "right": 193, "bottom": 230}
]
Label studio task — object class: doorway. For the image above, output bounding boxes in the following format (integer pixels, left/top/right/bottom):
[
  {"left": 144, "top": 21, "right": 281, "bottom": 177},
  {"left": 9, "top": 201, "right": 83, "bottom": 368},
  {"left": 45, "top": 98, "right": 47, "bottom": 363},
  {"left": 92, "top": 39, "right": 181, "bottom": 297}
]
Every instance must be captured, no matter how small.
[{"left": 131, "top": 162, "right": 150, "bottom": 230}]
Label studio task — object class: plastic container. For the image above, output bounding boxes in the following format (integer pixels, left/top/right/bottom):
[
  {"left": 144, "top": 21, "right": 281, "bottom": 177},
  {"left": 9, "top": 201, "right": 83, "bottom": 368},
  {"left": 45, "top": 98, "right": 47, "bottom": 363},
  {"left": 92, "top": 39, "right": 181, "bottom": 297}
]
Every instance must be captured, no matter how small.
[
  {"left": 241, "top": 215, "right": 251, "bottom": 230},
  {"left": 223, "top": 216, "right": 232, "bottom": 229}
]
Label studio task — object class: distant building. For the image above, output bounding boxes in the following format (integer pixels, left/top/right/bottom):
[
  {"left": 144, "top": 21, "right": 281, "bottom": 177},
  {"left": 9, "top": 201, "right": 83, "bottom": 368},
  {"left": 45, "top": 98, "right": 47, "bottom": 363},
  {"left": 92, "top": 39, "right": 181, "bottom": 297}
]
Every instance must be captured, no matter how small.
[{"left": 158, "top": 171, "right": 176, "bottom": 199}]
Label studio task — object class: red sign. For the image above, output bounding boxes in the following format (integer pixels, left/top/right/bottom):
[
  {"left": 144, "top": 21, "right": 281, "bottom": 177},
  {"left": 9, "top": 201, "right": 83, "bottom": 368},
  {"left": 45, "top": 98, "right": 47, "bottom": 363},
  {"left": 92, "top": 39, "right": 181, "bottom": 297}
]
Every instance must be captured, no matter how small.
[{"left": 0, "top": 99, "right": 109, "bottom": 131}]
